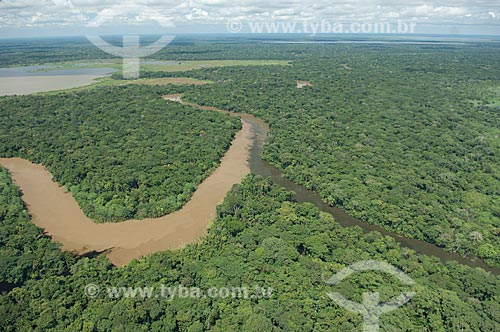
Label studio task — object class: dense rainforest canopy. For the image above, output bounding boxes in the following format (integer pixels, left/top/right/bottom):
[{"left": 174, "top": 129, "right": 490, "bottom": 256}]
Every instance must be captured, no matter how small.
[
  {"left": 0, "top": 85, "right": 240, "bottom": 221},
  {"left": 0, "top": 174, "right": 498, "bottom": 331},
  {"left": 139, "top": 43, "right": 500, "bottom": 267},
  {"left": 0, "top": 39, "right": 499, "bottom": 331}
]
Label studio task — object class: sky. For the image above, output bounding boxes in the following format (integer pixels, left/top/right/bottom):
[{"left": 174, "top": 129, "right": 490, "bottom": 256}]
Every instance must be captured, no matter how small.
[{"left": 0, "top": 0, "right": 499, "bottom": 38}]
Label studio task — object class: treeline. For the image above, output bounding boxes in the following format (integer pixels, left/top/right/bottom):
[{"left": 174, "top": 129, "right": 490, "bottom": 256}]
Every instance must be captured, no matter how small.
[
  {"left": 0, "top": 36, "right": 297, "bottom": 67},
  {"left": 0, "top": 85, "right": 240, "bottom": 221},
  {"left": 0, "top": 167, "right": 74, "bottom": 286},
  {"left": 139, "top": 44, "right": 500, "bottom": 267},
  {"left": 1, "top": 175, "right": 498, "bottom": 331}
]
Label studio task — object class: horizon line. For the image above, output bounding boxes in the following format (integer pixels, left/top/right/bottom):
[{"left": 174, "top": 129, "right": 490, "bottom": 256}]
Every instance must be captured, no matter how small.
[{"left": 1, "top": 32, "right": 500, "bottom": 41}]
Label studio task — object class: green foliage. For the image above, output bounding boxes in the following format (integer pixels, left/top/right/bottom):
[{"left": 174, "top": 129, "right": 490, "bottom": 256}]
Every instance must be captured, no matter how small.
[
  {"left": 0, "top": 167, "right": 74, "bottom": 285},
  {"left": 146, "top": 44, "right": 500, "bottom": 266},
  {"left": 1, "top": 39, "right": 500, "bottom": 331},
  {"left": 0, "top": 36, "right": 294, "bottom": 68},
  {"left": 0, "top": 85, "right": 240, "bottom": 221},
  {"left": 0, "top": 175, "right": 498, "bottom": 331}
]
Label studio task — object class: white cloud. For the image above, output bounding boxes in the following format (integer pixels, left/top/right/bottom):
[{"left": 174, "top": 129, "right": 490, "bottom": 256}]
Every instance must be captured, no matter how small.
[
  {"left": 0, "top": 0, "right": 498, "bottom": 31},
  {"left": 52, "top": 0, "right": 74, "bottom": 8}
]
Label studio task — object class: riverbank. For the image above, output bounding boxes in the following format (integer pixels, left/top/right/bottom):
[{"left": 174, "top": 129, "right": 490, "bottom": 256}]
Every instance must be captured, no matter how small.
[
  {"left": 0, "top": 96, "right": 253, "bottom": 266},
  {"left": 173, "top": 95, "right": 500, "bottom": 274},
  {"left": 1, "top": 93, "right": 498, "bottom": 274}
]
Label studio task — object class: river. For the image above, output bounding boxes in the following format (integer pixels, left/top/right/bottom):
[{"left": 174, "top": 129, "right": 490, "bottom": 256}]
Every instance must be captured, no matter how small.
[
  {"left": 176, "top": 96, "right": 499, "bottom": 275},
  {"left": 0, "top": 93, "right": 498, "bottom": 273}
]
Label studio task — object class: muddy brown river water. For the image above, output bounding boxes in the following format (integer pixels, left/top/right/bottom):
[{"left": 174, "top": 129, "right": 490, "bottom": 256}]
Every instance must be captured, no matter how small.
[
  {"left": 0, "top": 95, "right": 252, "bottom": 266},
  {"left": 0, "top": 94, "right": 498, "bottom": 274}
]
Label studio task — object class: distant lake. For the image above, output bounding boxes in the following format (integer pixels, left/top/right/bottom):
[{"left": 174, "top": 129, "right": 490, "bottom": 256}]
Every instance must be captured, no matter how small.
[
  {"left": 0, "top": 65, "right": 116, "bottom": 77},
  {"left": 0, "top": 66, "right": 116, "bottom": 96}
]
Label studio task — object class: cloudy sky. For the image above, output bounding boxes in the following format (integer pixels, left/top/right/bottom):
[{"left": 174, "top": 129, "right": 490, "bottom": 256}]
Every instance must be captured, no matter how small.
[{"left": 1, "top": 0, "right": 499, "bottom": 37}]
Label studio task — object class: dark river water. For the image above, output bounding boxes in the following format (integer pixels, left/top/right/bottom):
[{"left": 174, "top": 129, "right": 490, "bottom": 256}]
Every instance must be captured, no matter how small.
[{"left": 242, "top": 114, "right": 500, "bottom": 275}]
